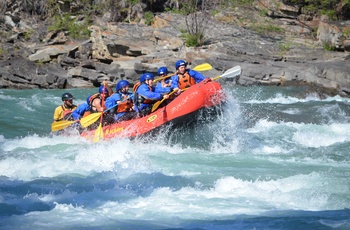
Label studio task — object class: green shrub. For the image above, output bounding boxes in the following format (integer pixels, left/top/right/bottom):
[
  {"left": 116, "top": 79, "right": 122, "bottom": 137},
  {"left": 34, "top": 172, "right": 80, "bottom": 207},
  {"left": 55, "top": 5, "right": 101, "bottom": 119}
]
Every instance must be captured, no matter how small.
[
  {"left": 250, "top": 24, "right": 285, "bottom": 35},
  {"left": 343, "top": 28, "right": 350, "bottom": 37},
  {"left": 277, "top": 42, "right": 292, "bottom": 51},
  {"left": 323, "top": 41, "right": 335, "bottom": 51},
  {"left": 24, "top": 29, "right": 34, "bottom": 41},
  {"left": 48, "top": 14, "right": 90, "bottom": 39},
  {"left": 320, "top": 9, "right": 337, "bottom": 20},
  {"left": 181, "top": 32, "right": 203, "bottom": 47},
  {"left": 144, "top": 11, "right": 154, "bottom": 25}
]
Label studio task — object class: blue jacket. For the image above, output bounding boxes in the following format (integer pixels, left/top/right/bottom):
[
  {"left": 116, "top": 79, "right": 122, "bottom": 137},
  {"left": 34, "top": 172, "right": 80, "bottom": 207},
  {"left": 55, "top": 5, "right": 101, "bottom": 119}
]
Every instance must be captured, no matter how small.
[
  {"left": 171, "top": 69, "right": 206, "bottom": 89},
  {"left": 155, "top": 77, "right": 173, "bottom": 94},
  {"left": 105, "top": 92, "right": 133, "bottom": 120},
  {"left": 71, "top": 103, "right": 90, "bottom": 120},
  {"left": 135, "top": 83, "right": 163, "bottom": 111},
  {"left": 105, "top": 92, "right": 133, "bottom": 110}
]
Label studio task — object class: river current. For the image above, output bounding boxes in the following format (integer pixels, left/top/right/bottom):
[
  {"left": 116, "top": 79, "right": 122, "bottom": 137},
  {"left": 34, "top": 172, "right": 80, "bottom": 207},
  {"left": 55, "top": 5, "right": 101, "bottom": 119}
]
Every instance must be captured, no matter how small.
[{"left": 0, "top": 85, "right": 349, "bottom": 229}]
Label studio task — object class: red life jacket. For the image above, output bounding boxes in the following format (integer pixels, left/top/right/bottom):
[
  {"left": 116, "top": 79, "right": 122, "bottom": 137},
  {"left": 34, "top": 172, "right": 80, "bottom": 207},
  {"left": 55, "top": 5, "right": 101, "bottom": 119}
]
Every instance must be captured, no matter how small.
[{"left": 61, "top": 105, "right": 76, "bottom": 120}]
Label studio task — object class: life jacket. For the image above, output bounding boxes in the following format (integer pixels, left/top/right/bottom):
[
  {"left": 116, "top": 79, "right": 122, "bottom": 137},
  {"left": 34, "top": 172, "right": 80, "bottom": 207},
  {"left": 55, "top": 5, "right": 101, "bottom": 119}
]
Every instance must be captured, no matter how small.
[
  {"left": 178, "top": 70, "right": 195, "bottom": 89},
  {"left": 89, "top": 93, "right": 105, "bottom": 113},
  {"left": 82, "top": 111, "right": 91, "bottom": 117},
  {"left": 62, "top": 105, "right": 76, "bottom": 121},
  {"left": 133, "top": 82, "right": 154, "bottom": 107},
  {"left": 132, "top": 82, "right": 141, "bottom": 93},
  {"left": 117, "top": 93, "right": 133, "bottom": 113}
]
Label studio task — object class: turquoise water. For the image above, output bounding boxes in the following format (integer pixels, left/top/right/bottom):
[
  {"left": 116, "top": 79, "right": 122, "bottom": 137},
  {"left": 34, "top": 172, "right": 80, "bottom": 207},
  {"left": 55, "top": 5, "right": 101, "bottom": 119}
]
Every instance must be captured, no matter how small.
[{"left": 0, "top": 85, "right": 350, "bottom": 229}]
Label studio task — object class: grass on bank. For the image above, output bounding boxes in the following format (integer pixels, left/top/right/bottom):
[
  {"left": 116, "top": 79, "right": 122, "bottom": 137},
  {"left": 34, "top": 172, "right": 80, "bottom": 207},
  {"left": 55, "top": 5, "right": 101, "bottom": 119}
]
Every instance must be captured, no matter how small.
[{"left": 48, "top": 14, "right": 90, "bottom": 39}]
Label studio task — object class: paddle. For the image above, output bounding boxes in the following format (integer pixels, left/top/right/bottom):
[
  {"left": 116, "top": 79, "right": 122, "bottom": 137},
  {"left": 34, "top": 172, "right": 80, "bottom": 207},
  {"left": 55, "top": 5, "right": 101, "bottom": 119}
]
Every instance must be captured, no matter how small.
[
  {"left": 93, "top": 120, "right": 104, "bottom": 142},
  {"left": 51, "top": 120, "right": 76, "bottom": 132},
  {"left": 154, "top": 63, "right": 213, "bottom": 83},
  {"left": 213, "top": 65, "right": 242, "bottom": 81},
  {"left": 93, "top": 84, "right": 107, "bottom": 142},
  {"left": 151, "top": 65, "right": 242, "bottom": 112},
  {"left": 191, "top": 63, "right": 213, "bottom": 71},
  {"left": 80, "top": 95, "right": 133, "bottom": 128},
  {"left": 151, "top": 90, "right": 177, "bottom": 113}
]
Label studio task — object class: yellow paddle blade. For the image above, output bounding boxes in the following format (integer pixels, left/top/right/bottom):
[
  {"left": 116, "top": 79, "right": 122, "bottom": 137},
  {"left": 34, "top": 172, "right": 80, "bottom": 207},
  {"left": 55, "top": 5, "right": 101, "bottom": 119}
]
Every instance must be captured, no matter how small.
[
  {"left": 151, "top": 90, "right": 178, "bottom": 112},
  {"left": 51, "top": 120, "right": 75, "bottom": 132},
  {"left": 192, "top": 63, "right": 213, "bottom": 71},
  {"left": 151, "top": 100, "right": 163, "bottom": 113},
  {"left": 80, "top": 112, "right": 102, "bottom": 128},
  {"left": 93, "top": 123, "right": 104, "bottom": 142}
]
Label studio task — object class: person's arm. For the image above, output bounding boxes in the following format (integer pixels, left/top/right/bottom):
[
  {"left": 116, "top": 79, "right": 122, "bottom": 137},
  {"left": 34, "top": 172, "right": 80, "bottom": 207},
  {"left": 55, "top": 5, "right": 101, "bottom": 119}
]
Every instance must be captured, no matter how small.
[
  {"left": 138, "top": 85, "right": 163, "bottom": 101},
  {"left": 188, "top": 69, "right": 206, "bottom": 83},
  {"left": 170, "top": 75, "right": 180, "bottom": 92},
  {"left": 105, "top": 94, "right": 121, "bottom": 110},
  {"left": 102, "top": 80, "right": 113, "bottom": 95},
  {"left": 155, "top": 82, "right": 171, "bottom": 94},
  {"left": 53, "top": 106, "right": 63, "bottom": 122},
  {"left": 71, "top": 103, "right": 89, "bottom": 120}
]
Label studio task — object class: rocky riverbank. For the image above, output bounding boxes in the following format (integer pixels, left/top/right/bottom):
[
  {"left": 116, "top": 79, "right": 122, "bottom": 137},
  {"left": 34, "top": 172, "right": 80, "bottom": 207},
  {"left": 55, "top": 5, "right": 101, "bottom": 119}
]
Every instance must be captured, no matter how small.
[{"left": 0, "top": 1, "right": 349, "bottom": 97}]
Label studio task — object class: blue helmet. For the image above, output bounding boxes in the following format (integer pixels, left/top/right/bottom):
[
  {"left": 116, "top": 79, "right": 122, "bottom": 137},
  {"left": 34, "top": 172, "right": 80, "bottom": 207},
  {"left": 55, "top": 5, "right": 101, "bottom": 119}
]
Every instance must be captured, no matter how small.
[
  {"left": 139, "top": 74, "right": 146, "bottom": 82},
  {"left": 140, "top": 73, "right": 154, "bottom": 82},
  {"left": 116, "top": 80, "right": 130, "bottom": 91},
  {"left": 175, "top": 60, "right": 187, "bottom": 69},
  {"left": 99, "top": 85, "right": 108, "bottom": 94},
  {"left": 158, "top": 66, "right": 168, "bottom": 75}
]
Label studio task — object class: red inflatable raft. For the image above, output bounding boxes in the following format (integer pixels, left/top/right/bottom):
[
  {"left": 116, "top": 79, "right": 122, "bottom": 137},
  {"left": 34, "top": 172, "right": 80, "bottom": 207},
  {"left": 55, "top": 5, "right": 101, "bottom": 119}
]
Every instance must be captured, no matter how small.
[{"left": 80, "top": 80, "right": 225, "bottom": 141}]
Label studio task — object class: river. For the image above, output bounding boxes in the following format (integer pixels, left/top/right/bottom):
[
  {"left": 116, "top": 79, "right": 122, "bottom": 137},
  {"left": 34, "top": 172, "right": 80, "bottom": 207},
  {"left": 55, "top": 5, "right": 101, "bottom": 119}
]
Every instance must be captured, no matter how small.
[{"left": 0, "top": 85, "right": 349, "bottom": 229}]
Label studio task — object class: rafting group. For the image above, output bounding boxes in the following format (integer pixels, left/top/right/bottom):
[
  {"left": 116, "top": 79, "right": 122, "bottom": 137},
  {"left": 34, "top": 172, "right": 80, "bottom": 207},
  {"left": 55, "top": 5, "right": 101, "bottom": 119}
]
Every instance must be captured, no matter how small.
[{"left": 52, "top": 60, "right": 215, "bottom": 133}]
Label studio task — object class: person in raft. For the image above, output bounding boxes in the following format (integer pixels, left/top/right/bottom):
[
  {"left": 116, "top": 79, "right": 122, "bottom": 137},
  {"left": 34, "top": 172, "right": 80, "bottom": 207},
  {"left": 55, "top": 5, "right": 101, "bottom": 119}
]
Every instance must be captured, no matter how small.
[
  {"left": 105, "top": 80, "right": 136, "bottom": 122},
  {"left": 133, "top": 72, "right": 170, "bottom": 117},
  {"left": 86, "top": 81, "right": 115, "bottom": 128},
  {"left": 155, "top": 66, "right": 173, "bottom": 94},
  {"left": 53, "top": 92, "right": 77, "bottom": 122},
  {"left": 88, "top": 80, "right": 113, "bottom": 113},
  {"left": 171, "top": 59, "right": 211, "bottom": 92}
]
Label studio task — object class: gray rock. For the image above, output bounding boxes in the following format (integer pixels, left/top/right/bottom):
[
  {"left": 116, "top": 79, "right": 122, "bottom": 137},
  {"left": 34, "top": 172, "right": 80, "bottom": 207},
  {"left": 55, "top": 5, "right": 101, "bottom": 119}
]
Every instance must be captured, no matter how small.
[
  {"left": 32, "top": 75, "right": 49, "bottom": 87},
  {"left": 0, "top": 3, "right": 349, "bottom": 97}
]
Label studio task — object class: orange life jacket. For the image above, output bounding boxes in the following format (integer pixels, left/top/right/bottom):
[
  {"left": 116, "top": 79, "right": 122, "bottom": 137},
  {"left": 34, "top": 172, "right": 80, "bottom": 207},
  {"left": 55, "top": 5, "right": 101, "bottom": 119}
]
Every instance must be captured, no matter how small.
[
  {"left": 133, "top": 82, "right": 141, "bottom": 93},
  {"left": 178, "top": 71, "right": 196, "bottom": 89},
  {"left": 82, "top": 111, "right": 91, "bottom": 117},
  {"left": 117, "top": 94, "right": 133, "bottom": 113}
]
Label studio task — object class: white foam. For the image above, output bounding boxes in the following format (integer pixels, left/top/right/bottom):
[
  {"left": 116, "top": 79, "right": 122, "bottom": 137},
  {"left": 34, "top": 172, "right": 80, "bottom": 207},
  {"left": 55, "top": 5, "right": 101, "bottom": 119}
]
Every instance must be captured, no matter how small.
[
  {"left": 245, "top": 93, "right": 350, "bottom": 105},
  {"left": 89, "top": 172, "right": 350, "bottom": 221},
  {"left": 1, "top": 134, "right": 84, "bottom": 151},
  {"left": 0, "top": 135, "right": 5, "bottom": 143},
  {"left": 74, "top": 138, "right": 152, "bottom": 175},
  {"left": 293, "top": 123, "right": 350, "bottom": 147}
]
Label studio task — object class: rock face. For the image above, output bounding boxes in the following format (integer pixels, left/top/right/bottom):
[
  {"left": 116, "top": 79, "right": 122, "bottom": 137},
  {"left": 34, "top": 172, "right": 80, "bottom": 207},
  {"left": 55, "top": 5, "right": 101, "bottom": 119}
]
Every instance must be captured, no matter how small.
[{"left": 0, "top": 1, "right": 349, "bottom": 97}]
